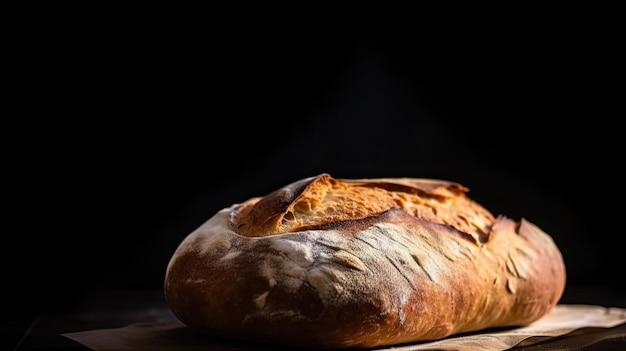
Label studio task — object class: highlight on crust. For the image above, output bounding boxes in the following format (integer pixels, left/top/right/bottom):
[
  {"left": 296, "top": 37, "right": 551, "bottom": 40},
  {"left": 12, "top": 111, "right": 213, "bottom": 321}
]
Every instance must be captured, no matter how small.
[{"left": 232, "top": 173, "right": 494, "bottom": 244}]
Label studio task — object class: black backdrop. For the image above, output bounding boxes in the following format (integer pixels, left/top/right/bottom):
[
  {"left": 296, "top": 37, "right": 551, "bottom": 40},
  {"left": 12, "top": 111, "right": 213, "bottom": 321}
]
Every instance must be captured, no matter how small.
[{"left": 7, "top": 17, "right": 623, "bottom": 317}]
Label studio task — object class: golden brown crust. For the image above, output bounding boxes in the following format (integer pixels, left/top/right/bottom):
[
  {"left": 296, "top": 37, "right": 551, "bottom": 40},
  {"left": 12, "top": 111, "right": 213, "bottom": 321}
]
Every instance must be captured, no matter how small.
[
  {"left": 164, "top": 173, "right": 566, "bottom": 349},
  {"left": 233, "top": 173, "right": 493, "bottom": 243}
]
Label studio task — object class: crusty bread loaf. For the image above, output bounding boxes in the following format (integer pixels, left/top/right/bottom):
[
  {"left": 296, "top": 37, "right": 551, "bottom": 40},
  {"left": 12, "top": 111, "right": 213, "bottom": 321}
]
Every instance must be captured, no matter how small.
[{"left": 164, "top": 173, "right": 566, "bottom": 349}]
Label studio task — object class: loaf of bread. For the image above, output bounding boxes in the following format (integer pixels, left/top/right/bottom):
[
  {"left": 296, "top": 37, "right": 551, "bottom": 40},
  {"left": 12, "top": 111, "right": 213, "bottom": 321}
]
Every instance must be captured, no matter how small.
[{"left": 164, "top": 173, "right": 566, "bottom": 348}]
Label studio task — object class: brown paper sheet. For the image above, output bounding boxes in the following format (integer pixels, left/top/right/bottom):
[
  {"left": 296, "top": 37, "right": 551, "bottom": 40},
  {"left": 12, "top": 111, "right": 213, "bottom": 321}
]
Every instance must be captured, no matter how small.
[{"left": 62, "top": 304, "right": 626, "bottom": 351}]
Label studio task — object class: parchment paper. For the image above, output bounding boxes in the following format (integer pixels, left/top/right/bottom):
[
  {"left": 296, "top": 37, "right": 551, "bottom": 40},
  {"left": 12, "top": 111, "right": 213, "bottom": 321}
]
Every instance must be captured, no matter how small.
[{"left": 62, "top": 304, "right": 626, "bottom": 351}]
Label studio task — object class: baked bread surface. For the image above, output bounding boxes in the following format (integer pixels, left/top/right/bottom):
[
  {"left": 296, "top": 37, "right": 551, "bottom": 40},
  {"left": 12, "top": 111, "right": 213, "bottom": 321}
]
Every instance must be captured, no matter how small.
[{"left": 164, "top": 173, "right": 566, "bottom": 348}]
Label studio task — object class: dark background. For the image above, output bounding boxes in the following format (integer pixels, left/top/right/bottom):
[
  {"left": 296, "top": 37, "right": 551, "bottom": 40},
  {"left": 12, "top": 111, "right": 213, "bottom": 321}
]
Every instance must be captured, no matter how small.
[{"left": 6, "top": 14, "right": 623, "bottom": 318}]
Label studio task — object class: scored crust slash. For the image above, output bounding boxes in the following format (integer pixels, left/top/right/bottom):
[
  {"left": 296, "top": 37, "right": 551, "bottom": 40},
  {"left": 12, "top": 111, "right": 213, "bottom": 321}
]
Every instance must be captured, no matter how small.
[{"left": 164, "top": 173, "right": 566, "bottom": 349}]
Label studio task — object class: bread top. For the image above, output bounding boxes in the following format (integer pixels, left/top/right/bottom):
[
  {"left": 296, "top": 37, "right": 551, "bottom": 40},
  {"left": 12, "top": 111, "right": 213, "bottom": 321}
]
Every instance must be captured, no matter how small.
[{"left": 232, "top": 173, "right": 495, "bottom": 245}]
